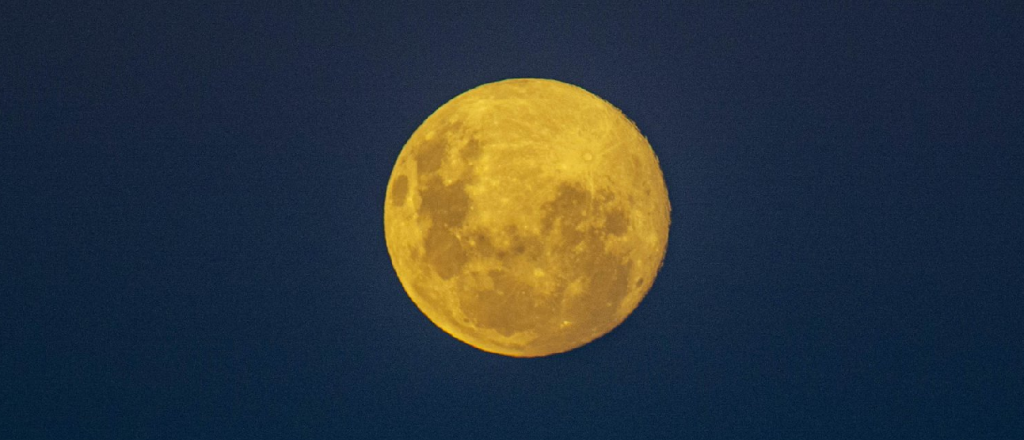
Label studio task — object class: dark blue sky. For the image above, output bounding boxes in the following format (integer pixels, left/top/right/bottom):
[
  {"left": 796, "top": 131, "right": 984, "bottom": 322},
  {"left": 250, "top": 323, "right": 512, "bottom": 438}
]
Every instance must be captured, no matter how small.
[{"left": 3, "top": 2, "right": 1022, "bottom": 438}]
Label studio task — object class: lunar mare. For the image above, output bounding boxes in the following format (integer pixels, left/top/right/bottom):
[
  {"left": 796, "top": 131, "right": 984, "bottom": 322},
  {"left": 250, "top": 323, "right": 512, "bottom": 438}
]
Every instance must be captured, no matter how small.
[{"left": 384, "top": 78, "right": 670, "bottom": 357}]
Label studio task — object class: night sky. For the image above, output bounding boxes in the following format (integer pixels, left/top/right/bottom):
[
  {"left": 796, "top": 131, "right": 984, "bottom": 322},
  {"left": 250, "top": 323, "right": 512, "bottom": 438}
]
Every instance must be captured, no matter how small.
[{"left": 3, "top": 2, "right": 1023, "bottom": 438}]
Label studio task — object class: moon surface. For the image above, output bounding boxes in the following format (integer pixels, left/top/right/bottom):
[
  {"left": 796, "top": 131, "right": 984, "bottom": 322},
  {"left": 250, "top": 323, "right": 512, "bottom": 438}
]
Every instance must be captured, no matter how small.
[{"left": 384, "top": 78, "right": 670, "bottom": 357}]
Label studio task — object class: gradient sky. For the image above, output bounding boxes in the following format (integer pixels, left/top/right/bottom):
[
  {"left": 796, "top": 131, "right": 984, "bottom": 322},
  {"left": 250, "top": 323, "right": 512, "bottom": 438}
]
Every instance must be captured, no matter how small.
[{"left": 3, "top": 2, "right": 1023, "bottom": 439}]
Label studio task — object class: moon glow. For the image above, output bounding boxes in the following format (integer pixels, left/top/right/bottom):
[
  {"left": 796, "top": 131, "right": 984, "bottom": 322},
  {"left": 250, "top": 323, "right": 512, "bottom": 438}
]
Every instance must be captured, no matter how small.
[{"left": 384, "top": 78, "right": 670, "bottom": 357}]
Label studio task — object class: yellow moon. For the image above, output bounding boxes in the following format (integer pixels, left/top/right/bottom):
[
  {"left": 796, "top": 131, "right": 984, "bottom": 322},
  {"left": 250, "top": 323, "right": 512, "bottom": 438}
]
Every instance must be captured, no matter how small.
[{"left": 384, "top": 78, "right": 670, "bottom": 357}]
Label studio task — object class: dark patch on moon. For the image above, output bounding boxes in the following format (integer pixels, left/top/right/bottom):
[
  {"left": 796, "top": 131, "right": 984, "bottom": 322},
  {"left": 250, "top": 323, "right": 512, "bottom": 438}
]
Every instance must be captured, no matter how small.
[
  {"left": 390, "top": 175, "right": 408, "bottom": 207},
  {"left": 413, "top": 128, "right": 482, "bottom": 281},
  {"left": 416, "top": 136, "right": 447, "bottom": 175},
  {"left": 462, "top": 269, "right": 551, "bottom": 337},
  {"left": 534, "top": 182, "right": 634, "bottom": 341},
  {"left": 420, "top": 179, "right": 470, "bottom": 228},
  {"left": 419, "top": 179, "right": 471, "bottom": 280},
  {"left": 422, "top": 223, "right": 467, "bottom": 280},
  {"left": 541, "top": 183, "right": 591, "bottom": 248},
  {"left": 604, "top": 209, "right": 628, "bottom": 235},
  {"left": 499, "top": 225, "right": 542, "bottom": 261},
  {"left": 465, "top": 229, "right": 494, "bottom": 255},
  {"left": 461, "top": 137, "right": 482, "bottom": 162}
]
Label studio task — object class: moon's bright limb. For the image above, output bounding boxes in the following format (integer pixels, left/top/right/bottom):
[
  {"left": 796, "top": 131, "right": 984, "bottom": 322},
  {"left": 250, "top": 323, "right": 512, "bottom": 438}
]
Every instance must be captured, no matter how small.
[{"left": 384, "top": 78, "right": 670, "bottom": 357}]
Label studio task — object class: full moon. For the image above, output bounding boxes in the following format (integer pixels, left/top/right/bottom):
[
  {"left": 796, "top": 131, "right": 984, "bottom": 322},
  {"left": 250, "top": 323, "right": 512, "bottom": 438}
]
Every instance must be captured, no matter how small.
[{"left": 384, "top": 78, "right": 670, "bottom": 357}]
